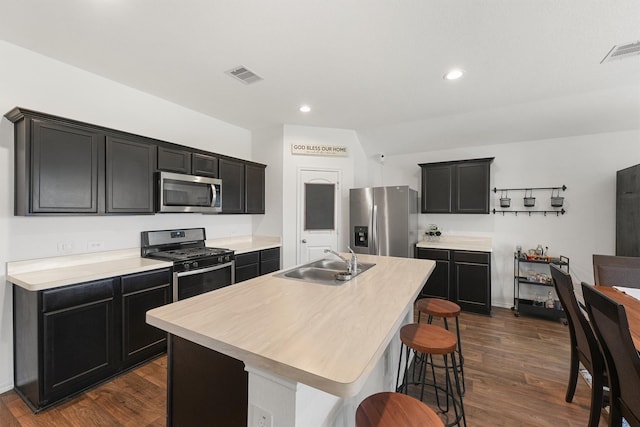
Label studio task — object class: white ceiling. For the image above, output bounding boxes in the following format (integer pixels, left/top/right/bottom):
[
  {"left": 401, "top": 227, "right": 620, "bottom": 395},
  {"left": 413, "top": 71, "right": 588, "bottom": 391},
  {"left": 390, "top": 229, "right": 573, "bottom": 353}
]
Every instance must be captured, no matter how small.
[{"left": 1, "top": 0, "right": 639, "bottom": 155}]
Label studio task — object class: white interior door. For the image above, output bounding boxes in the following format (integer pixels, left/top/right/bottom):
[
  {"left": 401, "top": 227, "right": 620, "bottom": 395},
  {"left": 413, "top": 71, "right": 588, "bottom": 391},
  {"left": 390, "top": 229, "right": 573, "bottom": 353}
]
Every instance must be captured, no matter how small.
[{"left": 297, "top": 169, "right": 340, "bottom": 264}]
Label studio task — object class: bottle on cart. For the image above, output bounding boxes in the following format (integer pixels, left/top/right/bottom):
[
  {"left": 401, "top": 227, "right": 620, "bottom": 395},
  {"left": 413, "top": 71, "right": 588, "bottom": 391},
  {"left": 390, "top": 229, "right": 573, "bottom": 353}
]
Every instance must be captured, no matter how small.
[{"left": 546, "top": 291, "right": 555, "bottom": 309}]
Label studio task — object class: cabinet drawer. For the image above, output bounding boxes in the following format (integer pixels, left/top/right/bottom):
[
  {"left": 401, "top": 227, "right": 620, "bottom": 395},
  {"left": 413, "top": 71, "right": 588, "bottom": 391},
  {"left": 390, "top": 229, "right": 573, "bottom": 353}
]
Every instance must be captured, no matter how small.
[
  {"left": 235, "top": 263, "right": 260, "bottom": 283},
  {"left": 260, "top": 259, "right": 280, "bottom": 275},
  {"left": 42, "top": 279, "right": 115, "bottom": 312},
  {"left": 454, "top": 251, "right": 490, "bottom": 264},
  {"left": 235, "top": 251, "right": 260, "bottom": 266},
  {"left": 416, "top": 248, "right": 450, "bottom": 261},
  {"left": 121, "top": 268, "right": 172, "bottom": 294},
  {"left": 260, "top": 247, "right": 280, "bottom": 261}
]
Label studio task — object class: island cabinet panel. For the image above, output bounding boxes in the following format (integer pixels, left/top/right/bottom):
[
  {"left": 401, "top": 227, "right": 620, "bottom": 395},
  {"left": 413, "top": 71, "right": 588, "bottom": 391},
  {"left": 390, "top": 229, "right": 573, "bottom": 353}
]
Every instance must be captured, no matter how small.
[
  {"left": 219, "top": 158, "right": 246, "bottom": 213},
  {"left": 120, "top": 268, "right": 171, "bottom": 369},
  {"left": 416, "top": 247, "right": 491, "bottom": 315},
  {"left": 29, "top": 118, "right": 105, "bottom": 214},
  {"left": 12, "top": 268, "right": 172, "bottom": 412},
  {"left": 106, "top": 135, "right": 156, "bottom": 214},
  {"left": 157, "top": 146, "right": 191, "bottom": 174},
  {"left": 191, "top": 152, "right": 218, "bottom": 177},
  {"left": 416, "top": 248, "right": 450, "bottom": 299},
  {"left": 169, "top": 336, "right": 248, "bottom": 427},
  {"left": 419, "top": 158, "right": 493, "bottom": 214},
  {"left": 245, "top": 163, "right": 266, "bottom": 214}
]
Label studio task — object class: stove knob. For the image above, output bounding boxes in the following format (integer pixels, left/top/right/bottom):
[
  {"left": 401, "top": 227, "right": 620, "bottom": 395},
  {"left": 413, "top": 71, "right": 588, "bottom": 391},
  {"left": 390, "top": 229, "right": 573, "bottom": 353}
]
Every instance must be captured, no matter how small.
[
  {"left": 184, "top": 263, "right": 190, "bottom": 271},
  {"left": 218, "top": 256, "right": 223, "bottom": 263},
  {"left": 225, "top": 255, "right": 231, "bottom": 262},
  {"left": 193, "top": 261, "right": 199, "bottom": 268}
]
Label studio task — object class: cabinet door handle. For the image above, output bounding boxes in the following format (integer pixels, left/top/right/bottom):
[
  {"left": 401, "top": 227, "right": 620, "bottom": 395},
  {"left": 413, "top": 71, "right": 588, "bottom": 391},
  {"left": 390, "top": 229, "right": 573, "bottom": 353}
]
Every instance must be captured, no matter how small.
[{"left": 301, "top": 239, "right": 307, "bottom": 243}]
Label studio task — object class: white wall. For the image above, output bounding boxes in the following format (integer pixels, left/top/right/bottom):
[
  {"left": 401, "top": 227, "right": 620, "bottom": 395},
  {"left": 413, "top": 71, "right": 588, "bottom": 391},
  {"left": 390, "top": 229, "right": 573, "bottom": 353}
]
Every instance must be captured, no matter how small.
[
  {"left": 252, "top": 125, "right": 285, "bottom": 238},
  {"left": 281, "top": 125, "right": 368, "bottom": 268},
  {"left": 0, "top": 41, "right": 255, "bottom": 392},
  {"left": 381, "top": 130, "right": 640, "bottom": 308}
]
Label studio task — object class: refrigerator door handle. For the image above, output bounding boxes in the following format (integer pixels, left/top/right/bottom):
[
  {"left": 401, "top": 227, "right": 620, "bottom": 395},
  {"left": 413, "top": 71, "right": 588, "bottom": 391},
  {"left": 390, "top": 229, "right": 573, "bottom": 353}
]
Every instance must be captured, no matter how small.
[{"left": 372, "top": 204, "right": 378, "bottom": 255}]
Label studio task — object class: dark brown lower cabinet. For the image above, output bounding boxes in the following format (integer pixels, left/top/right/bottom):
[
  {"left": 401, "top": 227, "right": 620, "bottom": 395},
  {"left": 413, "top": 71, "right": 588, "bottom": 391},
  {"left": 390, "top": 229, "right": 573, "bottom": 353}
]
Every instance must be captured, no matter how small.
[
  {"left": 453, "top": 251, "right": 491, "bottom": 315},
  {"left": 235, "top": 251, "right": 260, "bottom": 283},
  {"left": 416, "top": 248, "right": 451, "bottom": 300},
  {"left": 260, "top": 247, "right": 281, "bottom": 275},
  {"left": 14, "top": 278, "right": 118, "bottom": 411},
  {"left": 12, "top": 268, "right": 171, "bottom": 412},
  {"left": 416, "top": 247, "right": 491, "bottom": 315},
  {"left": 168, "top": 335, "right": 247, "bottom": 427},
  {"left": 234, "top": 247, "right": 281, "bottom": 283},
  {"left": 120, "top": 269, "right": 171, "bottom": 369}
]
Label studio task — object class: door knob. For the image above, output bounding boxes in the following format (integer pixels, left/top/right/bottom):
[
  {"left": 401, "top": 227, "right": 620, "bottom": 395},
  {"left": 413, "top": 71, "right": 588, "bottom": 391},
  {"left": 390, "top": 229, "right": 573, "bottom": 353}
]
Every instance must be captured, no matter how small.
[{"left": 301, "top": 239, "right": 307, "bottom": 243}]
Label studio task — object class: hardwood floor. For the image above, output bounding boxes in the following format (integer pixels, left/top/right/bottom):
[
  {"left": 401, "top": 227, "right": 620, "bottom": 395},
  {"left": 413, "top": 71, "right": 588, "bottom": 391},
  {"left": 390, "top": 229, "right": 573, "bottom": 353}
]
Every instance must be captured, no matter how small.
[
  {"left": 0, "top": 357, "right": 167, "bottom": 427},
  {"left": 0, "top": 307, "right": 606, "bottom": 426}
]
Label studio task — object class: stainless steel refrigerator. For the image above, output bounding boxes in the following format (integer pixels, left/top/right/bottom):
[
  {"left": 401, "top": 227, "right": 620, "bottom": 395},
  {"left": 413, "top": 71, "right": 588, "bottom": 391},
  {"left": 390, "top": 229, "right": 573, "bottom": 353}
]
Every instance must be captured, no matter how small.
[{"left": 349, "top": 186, "right": 418, "bottom": 257}]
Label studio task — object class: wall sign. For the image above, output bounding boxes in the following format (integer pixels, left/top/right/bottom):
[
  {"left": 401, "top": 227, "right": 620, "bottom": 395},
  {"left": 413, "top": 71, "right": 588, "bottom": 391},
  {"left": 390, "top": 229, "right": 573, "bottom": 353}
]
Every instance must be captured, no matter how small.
[{"left": 291, "top": 144, "right": 348, "bottom": 157}]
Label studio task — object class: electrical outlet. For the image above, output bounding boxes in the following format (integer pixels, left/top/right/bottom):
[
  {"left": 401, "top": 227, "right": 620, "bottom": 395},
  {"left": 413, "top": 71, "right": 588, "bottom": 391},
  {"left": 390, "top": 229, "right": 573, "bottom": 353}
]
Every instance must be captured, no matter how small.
[
  {"left": 57, "top": 242, "right": 74, "bottom": 252},
  {"left": 251, "top": 404, "right": 273, "bottom": 427},
  {"left": 87, "top": 241, "right": 104, "bottom": 251}
]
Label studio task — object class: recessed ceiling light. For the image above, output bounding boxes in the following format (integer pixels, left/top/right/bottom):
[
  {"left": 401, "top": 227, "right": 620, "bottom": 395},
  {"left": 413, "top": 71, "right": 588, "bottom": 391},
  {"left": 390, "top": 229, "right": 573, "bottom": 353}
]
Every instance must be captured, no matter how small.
[
  {"left": 299, "top": 105, "right": 311, "bottom": 113},
  {"left": 444, "top": 69, "right": 464, "bottom": 80}
]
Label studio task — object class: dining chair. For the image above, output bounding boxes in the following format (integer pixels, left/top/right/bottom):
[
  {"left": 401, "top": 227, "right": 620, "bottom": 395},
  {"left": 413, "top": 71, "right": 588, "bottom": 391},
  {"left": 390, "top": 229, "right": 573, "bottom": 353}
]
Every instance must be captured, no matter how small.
[
  {"left": 581, "top": 283, "right": 640, "bottom": 427},
  {"left": 593, "top": 254, "right": 640, "bottom": 288},
  {"left": 550, "top": 266, "right": 607, "bottom": 427}
]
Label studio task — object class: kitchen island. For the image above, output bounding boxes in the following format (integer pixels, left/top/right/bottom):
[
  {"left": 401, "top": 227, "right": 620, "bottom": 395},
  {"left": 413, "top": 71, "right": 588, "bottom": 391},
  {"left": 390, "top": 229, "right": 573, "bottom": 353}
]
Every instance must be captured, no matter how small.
[{"left": 146, "top": 253, "right": 435, "bottom": 427}]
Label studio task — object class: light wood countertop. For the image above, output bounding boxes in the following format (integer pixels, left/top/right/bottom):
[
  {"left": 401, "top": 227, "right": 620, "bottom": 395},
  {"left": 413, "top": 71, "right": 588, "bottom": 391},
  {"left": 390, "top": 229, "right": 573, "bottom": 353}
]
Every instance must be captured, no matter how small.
[
  {"left": 416, "top": 235, "right": 493, "bottom": 252},
  {"left": 147, "top": 254, "right": 435, "bottom": 397},
  {"left": 206, "top": 235, "right": 281, "bottom": 254},
  {"left": 7, "top": 249, "right": 173, "bottom": 291},
  {"left": 6, "top": 235, "right": 281, "bottom": 291}
]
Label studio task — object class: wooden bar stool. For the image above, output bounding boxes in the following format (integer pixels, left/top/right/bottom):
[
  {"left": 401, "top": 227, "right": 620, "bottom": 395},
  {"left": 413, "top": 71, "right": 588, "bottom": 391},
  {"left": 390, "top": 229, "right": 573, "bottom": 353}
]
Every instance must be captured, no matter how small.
[
  {"left": 356, "top": 392, "right": 444, "bottom": 427},
  {"left": 416, "top": 298, "right": 465, "bottom": 393},
  {"left": 396, "top": 323, "right": 466, "bottom": 427}
]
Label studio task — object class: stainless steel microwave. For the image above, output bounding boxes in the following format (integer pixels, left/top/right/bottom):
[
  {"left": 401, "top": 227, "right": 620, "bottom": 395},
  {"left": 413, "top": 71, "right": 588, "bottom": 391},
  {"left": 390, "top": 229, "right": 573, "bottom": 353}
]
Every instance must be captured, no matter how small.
[{"left": 158, "top": 171, "right": 222, "bottom": 213}]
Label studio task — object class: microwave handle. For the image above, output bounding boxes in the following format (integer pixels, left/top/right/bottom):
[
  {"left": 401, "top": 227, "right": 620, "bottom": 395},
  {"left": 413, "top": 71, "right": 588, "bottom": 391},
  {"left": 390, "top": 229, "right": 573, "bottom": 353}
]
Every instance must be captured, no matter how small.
[{"left": 210, "top": 184, "right": 217, "bottom": 207}]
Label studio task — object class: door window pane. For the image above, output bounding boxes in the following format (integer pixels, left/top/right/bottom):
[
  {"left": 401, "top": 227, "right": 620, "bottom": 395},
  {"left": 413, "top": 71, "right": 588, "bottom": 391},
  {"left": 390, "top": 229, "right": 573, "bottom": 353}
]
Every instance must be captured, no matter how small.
[{"left": 305, "top": 183, "right": 335, "bottom": 230}]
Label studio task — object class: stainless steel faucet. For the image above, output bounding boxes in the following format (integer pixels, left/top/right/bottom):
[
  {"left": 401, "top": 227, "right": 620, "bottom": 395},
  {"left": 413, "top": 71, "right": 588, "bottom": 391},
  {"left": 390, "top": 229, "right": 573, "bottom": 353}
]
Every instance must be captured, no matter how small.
[{"left": 325, "top": 247, "right": 358, "bottom": 274}]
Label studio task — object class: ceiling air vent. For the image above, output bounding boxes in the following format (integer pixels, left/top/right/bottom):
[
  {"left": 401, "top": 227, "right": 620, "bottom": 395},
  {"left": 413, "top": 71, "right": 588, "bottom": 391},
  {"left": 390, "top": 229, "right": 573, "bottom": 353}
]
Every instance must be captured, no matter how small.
[
  {"left": 225, "top": 66, "right": 263, "bottom": 84},
  {"left": 600, "top": 40, "right": 640, "bottom": 64}
]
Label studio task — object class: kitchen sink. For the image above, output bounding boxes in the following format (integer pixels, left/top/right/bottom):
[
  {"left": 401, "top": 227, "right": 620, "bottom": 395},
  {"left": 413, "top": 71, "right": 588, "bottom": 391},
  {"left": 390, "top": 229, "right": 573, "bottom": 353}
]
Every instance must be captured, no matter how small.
[{"left": 275, "top": 258, "right": 375, "bottom": 285}]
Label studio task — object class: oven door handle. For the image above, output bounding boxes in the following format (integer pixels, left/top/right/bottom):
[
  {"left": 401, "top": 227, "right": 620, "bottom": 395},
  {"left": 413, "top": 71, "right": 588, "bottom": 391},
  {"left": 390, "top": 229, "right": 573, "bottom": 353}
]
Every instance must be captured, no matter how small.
[{"left": 176, "top": 262, "right": 234, "bottom": 278}]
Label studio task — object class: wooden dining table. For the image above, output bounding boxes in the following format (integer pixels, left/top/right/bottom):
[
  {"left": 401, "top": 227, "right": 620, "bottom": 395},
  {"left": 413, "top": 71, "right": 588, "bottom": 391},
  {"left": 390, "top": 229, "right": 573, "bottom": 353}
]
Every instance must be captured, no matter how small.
[{"left": 595, "top": 286, "right": 640, "bottom": 350}]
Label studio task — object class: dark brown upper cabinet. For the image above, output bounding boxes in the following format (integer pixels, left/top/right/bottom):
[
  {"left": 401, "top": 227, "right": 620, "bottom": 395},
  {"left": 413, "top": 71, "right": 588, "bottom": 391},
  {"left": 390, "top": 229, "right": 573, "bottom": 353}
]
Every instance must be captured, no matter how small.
[
  {"left": 245, "top": 163, "right": 266, "bottom": 214},
  {"left": 218, "top": 159, "right": 266, "bottom": 214},
  {"left": 419, "top": 158, "right": 493, "bottom": 214},
  {"left": 106, "top": 135, "right": 156, "bottom": 214},
  {"left": 158, "top": 149, "right": 219, "bottom": 178},
  {"left": 10, "top": 113, "right": 105, "bottom": 215},
  {"left": 6, "top": 107, "right": 265, "bottom": 215},
  {"left": 157, "top": 146, "right": 191, "bottom": 174},
  {"left": 192, "top": 153, "right": 219, "bottom": 178},
  {"left": 219, "top": 158, "right": 245, "bottom": 214}
]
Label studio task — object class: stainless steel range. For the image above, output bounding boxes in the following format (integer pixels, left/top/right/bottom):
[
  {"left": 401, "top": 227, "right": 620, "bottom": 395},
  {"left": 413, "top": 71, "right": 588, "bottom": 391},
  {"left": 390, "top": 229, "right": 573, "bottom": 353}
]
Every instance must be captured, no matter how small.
[{"left": 141, "top": 228, "right": 234, "bottom": 301}]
